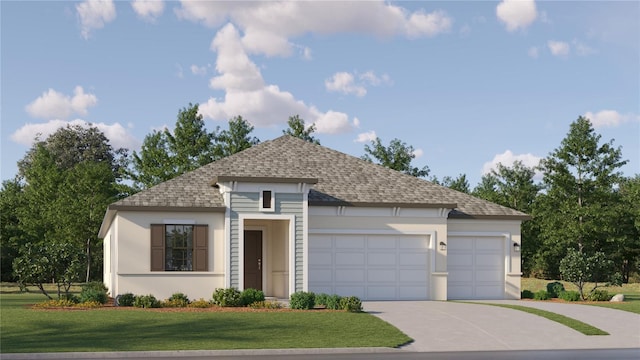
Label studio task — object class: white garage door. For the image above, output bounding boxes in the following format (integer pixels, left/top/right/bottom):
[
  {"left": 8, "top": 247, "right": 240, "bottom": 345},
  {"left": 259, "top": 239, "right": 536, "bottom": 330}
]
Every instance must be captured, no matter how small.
[
  {"left": 309, "top": 234, "right": 430, "bottom": 300},
  {"left": 447, "top": 236, "right": 505, "bottom": 299}
]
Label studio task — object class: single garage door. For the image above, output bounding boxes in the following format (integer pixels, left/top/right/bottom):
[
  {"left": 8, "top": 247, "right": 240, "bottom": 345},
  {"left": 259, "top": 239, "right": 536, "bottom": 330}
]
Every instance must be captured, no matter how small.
[
  {"left": 309, "top": 234, "right": 430, "bottom": 300},
  {"left": 447, "top": 236, "right": 505, "bottom": 299}
]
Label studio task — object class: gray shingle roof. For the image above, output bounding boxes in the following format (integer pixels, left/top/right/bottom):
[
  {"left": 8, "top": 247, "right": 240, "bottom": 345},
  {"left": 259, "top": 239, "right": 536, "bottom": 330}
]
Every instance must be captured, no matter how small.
[{"left": 111, "top": 135, "right": 528, "bottom": 219}]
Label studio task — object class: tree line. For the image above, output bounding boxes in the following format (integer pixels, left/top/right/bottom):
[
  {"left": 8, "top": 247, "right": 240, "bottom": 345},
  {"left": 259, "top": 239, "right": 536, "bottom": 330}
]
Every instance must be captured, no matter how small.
[{"left": 1, "top": 104, "right": 638, "bottom": 291}]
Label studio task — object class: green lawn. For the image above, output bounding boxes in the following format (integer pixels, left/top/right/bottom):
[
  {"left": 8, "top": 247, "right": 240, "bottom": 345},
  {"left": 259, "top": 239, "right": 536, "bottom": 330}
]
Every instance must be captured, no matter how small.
[
  {"left": 0, "top": 293, "right": 411, "bottom": 353},
  {"left": 521, "top": 278, "right": 640, "bottom": 314}
]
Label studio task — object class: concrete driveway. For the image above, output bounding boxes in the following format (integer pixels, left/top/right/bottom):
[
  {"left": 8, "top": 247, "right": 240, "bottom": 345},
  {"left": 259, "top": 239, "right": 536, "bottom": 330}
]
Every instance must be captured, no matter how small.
[{"left": 364, "top": 301, "right": 640, "bottom": 352}]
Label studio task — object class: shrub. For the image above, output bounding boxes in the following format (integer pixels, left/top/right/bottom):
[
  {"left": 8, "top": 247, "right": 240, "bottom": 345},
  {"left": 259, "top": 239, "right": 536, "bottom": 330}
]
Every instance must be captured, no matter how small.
[
  {"left": 79, "top": 282, "right": 109, "bottom": 304},
  {"left": 240, "top": 288, "right": 265, "bottom": 306},
  {"left": 289, "top": 291, "right": 315, "bottom": 310},
  {"left": 339, "top": 296, "right": 363, "bottom": 312},
  {"left": 163, "top": 292, "right": 190, "bottom": 307},
  {"left": 587, "top": 290, "right": 612, "bottom": 302},
  {"left": 314, "top": 293, "right": 329, "bottom": 307},
  {"left": 188, "top": 298, "right": 214, "bottom": 308},
  {"left": 546, "top": 281, "right": 565, "bottom": 298},
  {"left": 116, "top": 293, "right": 135, "bottom": 307},
  {"left": 133, "top": 294, "right": 160, "bottom": 308},
  {"left": 314, "top": 293, "right": 342, "bottom": 310},
  {"left": 212, "top": 288, "right": 242, "bottom": 307},
  {"left": 521, "top": 290, "right": 534, "bottom": 299},
  {"left": 249, "top": 300, "right": 283, "bottom": 309},
  {"left": 559, "top": 290, "right": 581, "bottom": 302},
  {"left": 77, "top": 301, "right": 103, "bottom": 308},
  {"left": 533, "top": 290, "right": 550, "bottom": 300},
  {"left": 34, "top": 299, "right": 77, "bottom": 308}
]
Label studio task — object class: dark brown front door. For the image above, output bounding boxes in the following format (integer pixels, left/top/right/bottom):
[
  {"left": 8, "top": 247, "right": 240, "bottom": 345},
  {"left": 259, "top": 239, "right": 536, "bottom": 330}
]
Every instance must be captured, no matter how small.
[{"left": 244, "top": 230, "right": 263, "bottom": 290}]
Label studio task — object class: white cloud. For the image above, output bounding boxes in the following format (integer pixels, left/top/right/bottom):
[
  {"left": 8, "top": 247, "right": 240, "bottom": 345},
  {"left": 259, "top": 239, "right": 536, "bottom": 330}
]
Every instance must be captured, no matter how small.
[
  {"left": 496, "top": 0, "right": 537, "bottom": 32},
  {"left": 482, "top": 150, "right": 542, "bottom": 175},
  {"left": 10, "top": 119, "right": 139, "bottom": 150},
  {"left": 190, "top": 64, "right": 208, "bottom": 76},
  {"left": 412, "top": 148, "right": 424, "bottom": 159},
  {"left": 198, "top": 24, "right": 357, "bottom": 134},
  {"left": 528, "top": 46, "right": 539, "bottom": 58},
  {"left": 355, "top": 131, "right": 377, "bottom": 143},
  {"left": 131, "top": 0, "right": 164, "bottom": 22},
  {"left": 25, "top": 86, "right": 98, "bottom": 120},
  {"left": 76, "top": 0, "right": 116, "bottom": 39},
  {"left": 584, "top": 110, "right": 640, "bottom": 128},
  {"left": 325, "top": 72, "right": 367, "bottom": 97},
  {"left": 548, "top": 40, "right": 570, "bottom": 57},
  {"left": 176, "top": 1, "right": 452, "bottom": 57}
]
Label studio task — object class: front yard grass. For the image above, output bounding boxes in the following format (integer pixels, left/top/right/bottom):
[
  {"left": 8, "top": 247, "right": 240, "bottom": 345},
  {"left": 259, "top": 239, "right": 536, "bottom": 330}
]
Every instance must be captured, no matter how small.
[
  {"left": 0, "top": 293, "right": 411, "bottom": 353},
  {"left": 521, "top": 278, "right": 640, "bottom": 314}
]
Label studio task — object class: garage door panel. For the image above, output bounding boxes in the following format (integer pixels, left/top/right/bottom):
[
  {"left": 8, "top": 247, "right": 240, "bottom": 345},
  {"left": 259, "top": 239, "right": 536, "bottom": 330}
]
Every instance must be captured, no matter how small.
[
  {"left": 310, "top": 236, "right": 332, "bottom": 249},
  {"left": 448, "top": 254, "right": 473, "bottom": 266},
  {"left": 476, "top": 253, "right": 502, "bottom": 266},
  {"left": 449, "top": 270, "right": 473, "bottom": 282},
  {"left": 448, "top": 237, "right": 505, "bottom": 300},
  {"left": 449, "top": 238, "right": 473, "bottom": 250},
  {"left": 477, "top": 239, "right": 503, "bottom": 250},
  {"left": 476, "top": 270, "right": 503, "bottom": 282},
  {"left": 475, "top": 285, "right": 504, "bottom": 299},
  {"left": 309, "top": 234, "right": 430, "bottom": 300},
  {"left": 336, "top": 252, "right": 364, "bottom": 265}
]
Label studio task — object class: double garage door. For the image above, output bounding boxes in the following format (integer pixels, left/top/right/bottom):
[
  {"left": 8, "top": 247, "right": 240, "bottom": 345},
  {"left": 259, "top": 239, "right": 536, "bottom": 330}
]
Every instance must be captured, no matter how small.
[
  {"left": 309, "top": 234, "right": 507, "bottom": 300},
  {"left": 308, "top": 234, "right": 430, "bottom": 300}
]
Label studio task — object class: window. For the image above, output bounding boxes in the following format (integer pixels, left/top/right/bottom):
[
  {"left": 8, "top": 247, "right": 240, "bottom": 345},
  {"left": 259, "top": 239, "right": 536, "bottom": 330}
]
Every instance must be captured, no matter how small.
[
  {"left": 260, "top": 190, "right": 274, "bottom": 211},
  {"left": 150, "top": 224, "right": 208, "bottom": 271}
]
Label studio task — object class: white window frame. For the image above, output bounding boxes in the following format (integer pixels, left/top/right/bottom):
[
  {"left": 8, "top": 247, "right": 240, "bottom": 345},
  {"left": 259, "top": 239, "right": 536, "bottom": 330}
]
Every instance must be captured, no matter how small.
[{"left": 259, "top": 189, "right": 275, "bottom": 212}]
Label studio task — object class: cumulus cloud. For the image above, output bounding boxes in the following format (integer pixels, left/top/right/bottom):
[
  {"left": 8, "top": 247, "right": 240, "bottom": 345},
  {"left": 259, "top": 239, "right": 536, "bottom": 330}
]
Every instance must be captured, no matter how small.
[
  {"left": 482, "top": 150, "right": 542, "bottom": 175},
  {"left": 547, "top": 40, "right": 570, "bottom": 57},
  {"left": 131, "top": 0, "right": 164, "bottom": 22},
  {"left": 76, "top": 0, "right": 116, "bottom": 39},
  {"left": 584, "top": 110, "right": 640, "bottom": 128},
  {"left": 190, "top": 64, "right": 209, "bottom": 76},
  {"left": 26, "top": 86, "right": 98, "bottom": 120},
  {"left": 198, "top": 24, "right": 357, "bottom": 134},
  {"left": 176, "top": 1, "right": 452, "bottom": 57},
  {"left": 355, "top": 130, "right": 377, "bottom": 143},
  {"left": 325, "top": 71, "right": 391, "bottom": 97},
  {"left": 412, "top": 148, "right": 424, "bottom": 159},
  {"left": 11, "top": 119, "right": 139, "bottom": 150},
  {"left": 496, "top": 0, "right": 537, "bottom": 32}
]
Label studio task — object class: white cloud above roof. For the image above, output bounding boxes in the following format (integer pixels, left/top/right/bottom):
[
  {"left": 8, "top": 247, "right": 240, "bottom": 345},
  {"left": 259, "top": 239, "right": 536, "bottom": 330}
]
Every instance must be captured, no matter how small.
[
  {"left": 11, "top": 119, "right": 139, "bottom": 150},
  {"left": 482, "top": 150, "right": 542, "bottom": 176},
  {"left": 131, "top": 0, "right": 164, "bottom": 22},
  {"left": 496, "top": 0, "right": 537, "bottom": 32},
  {"left": 355, "top": 131, "right": 377, "bottom": 143},
  {"left": 26, "top": 86, "right": 97, "bottom": 120},
  {"left": 76, "top": 0, "right": 116, "bottom": 39},
  {"left": 547, "top": 40, "right": 570, "bottom": 57},
  {"left": 584, "top": 110, "right": 640, "bottom": 128}
]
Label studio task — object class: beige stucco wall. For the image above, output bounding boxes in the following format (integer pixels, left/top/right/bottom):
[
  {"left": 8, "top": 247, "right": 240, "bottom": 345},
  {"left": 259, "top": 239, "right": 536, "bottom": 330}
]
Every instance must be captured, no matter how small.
[
  {"left": 448, "top": 219, "right": 523, "bottom": 299},
  {"left": 107, "top": 211, "right": 225, "bottom": 300}
]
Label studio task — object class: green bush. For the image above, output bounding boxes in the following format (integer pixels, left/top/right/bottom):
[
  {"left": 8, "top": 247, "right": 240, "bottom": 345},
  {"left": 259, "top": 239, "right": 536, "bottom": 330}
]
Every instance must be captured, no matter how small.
[
  {"left": 117, "top": 293, "right": 135, "bottom": 307},
  {"left": 289, "top": 291, "right": 315, "bottom": 310},
  {"left": 133, "top": 294, "right": 160, "bottom": 308},
  {"left": 164, "top": 292, "right": 190, "bottom": 307},
  {"left": 339, "top": 296, "right": 363, "bottom": 312},
  {"left": 240, "top": 288, "right": 265, "bottom": 306},
  {"left": 587, "top": 290, "right": 612, "bottom": 302},
  {"left": 315, "top": 293, "right": 342, "bottom": 310},
  {"left": 249, "top": 300, "right": 282, "bottom": 309},
  {"left": 558, "top": 290, "right": 581, "bottom": 302},
  {"left": 533, "top": 290, "right": 550, "bottom": 300},
  {"left": 521, "top": 289, "right": 534, "bottom": 299},
  {"left": 188, "top": 298, "right": 214, "bottom": 308},
  {"left": 79, "top": 282, "right": 109, "bottom": 304},
  {"left": 315, "top": 293, "right": 329, "bottom": 307},
  {"left": 546, "top": 281, "right": 565, "bottom": 298},
  {"left": 212, "top": 288, "right": 242, "bottom": 307}
]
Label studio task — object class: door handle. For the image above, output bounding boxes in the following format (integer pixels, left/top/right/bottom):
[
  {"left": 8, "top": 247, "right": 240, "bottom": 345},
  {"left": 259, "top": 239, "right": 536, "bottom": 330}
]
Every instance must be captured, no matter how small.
[{"left": 258, "top": 258, "right": 261, "bottom": 271}]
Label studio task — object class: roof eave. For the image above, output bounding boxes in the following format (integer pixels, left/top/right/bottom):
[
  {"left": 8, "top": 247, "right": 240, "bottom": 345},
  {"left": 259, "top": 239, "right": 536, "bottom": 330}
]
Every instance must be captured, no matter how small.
[
  {"left": 309, "top": 201, "right": 457, "bottom": 209},
  {"left": 212, "top": 176, "right": 319, "bottom": 186}
]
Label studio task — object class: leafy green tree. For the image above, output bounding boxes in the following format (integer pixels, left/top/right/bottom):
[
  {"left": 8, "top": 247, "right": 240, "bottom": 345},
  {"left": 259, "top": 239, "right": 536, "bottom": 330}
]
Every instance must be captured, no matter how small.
[
  {"left": 130, "top": 130, "right": 175, "bottom": 189},
  {"left": 0, "top": 179, "right": 25, "bottom": 281},
  {"left": 559, "top": 248, "right": 620, "bottom": 300},
  {"left": 166, "top": 103, "right": 218, "bottom": 173},
  {"left": 283, "top": 115, "right": 320, "bottom": 144},
  {"left": 13, "top": 241, "right": 84, "bottom": 299},
  {"left": 433, "top": 174, "right": 470, "bottom": 193},
  {"left": 472, "top": 173, "right": 502, "bottom": 204},
  {"left": 611, "top": 175, "right": 640, "bottom": 282},
  {"left": 362, "top": 137, "right": 429, "bottom": 178},
  {"left": 535, "top": 116, "right": 627, "bottom": 278},
  {"left": 216, "top": 116, "right": 260, "bottom": 158}
]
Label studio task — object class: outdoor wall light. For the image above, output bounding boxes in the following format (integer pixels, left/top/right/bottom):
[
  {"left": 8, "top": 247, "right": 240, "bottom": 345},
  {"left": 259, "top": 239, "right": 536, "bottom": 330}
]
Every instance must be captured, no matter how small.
[
  {"left": 439, "top": 241, "right": 447, "bottom": 251},
  {"left": 513, "top": 242, "right": 521, "bottom": 252}
]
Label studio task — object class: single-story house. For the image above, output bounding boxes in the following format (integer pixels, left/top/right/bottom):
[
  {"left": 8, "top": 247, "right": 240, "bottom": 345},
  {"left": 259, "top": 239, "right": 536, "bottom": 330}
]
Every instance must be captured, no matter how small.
[{"left": 99, "top": 135, "right": 528, "bottom": 301}]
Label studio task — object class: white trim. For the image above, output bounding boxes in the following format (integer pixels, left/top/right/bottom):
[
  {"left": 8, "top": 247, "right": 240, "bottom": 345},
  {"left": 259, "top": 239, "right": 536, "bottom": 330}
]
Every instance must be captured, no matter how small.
[
  {"left": 162, "top": 219, "right": 196, "bottom": 225},
  {"left": 224, "top": 192, "right": 231, "bottom": 288},
  {"left": 302, "top": 184, "right": 310, "bottom": 292},
  {"left": 309, "top": 228, "right": 435, "bottom": 236}
]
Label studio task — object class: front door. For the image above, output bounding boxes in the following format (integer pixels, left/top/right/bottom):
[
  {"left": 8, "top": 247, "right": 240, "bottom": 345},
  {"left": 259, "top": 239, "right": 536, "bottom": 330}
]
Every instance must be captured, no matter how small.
[{"left": 244, "top": 230, "right": 263, "bottom": 290}]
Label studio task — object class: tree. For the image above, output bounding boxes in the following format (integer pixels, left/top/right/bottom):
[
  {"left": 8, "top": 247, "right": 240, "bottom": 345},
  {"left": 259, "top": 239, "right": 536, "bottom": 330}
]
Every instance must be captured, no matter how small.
[
  {"left": 130, "top": 104, "right": 218, "bottom": 189},
  {"left": 433, "top": 174, "right": 470, "bottom": 193},
  {"left": 362, "top": 137, "right": 429, "bottom": 177},
  {"left": 559, "top": 248, "right": 619, "bottom": 300},
  {"left": 13, "top": 241, "right": 84, "bottom": 299},
  {"left": 611, "top": 175, "right": 640, "bottom": 282},
  {"left": 535, "top": 116, "right": 627, "bottom": 278},
  {"left": 0, "top": 179, "right": 25, "bottom": 281},
  {"left": 283, "top": 115, "right": 320, "bottom": 144},
  {"left": 216, "top": 116, "right": 260, "bottom": 158}
]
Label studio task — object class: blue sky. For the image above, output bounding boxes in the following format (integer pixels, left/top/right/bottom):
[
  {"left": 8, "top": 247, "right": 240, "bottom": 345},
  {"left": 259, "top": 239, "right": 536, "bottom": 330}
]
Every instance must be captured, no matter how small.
[{"left": 2, "top": 1, "right": 638, "bottom": 187}]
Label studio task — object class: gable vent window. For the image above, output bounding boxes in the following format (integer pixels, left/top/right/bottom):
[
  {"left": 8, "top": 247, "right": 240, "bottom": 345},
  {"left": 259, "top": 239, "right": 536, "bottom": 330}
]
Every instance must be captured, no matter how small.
[{"left": 260, "top": 190, "right": 274, "bottom": 212}]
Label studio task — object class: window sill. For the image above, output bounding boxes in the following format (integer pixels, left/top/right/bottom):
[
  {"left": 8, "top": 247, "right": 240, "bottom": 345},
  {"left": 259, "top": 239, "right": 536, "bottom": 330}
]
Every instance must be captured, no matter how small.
[{"left": 118, "top": 272, "right": 224, "bottom": 276}]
